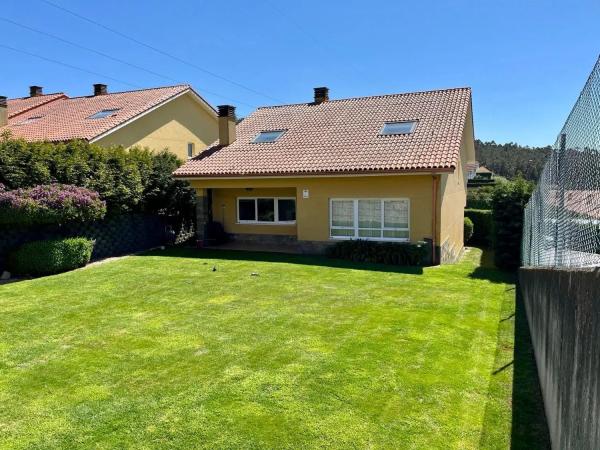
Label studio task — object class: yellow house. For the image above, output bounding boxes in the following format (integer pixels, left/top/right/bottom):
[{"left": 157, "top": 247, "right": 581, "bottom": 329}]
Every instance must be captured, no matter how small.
[
  {"left": 174, "top": 87, "right": 475, "bottom": 263},
  {"left": 1, "top": 84, "right": 218, "bottom": 160}
]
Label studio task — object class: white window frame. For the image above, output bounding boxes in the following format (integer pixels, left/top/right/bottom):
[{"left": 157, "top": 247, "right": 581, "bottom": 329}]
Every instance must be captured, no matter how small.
[
  {"left": 329, "top": 198, "right": 410, "bottom": 242},
  {"left": 187, "top": 142, "right": 195, "bottom": 158},
  {"left": 237, "top": 197, "right": 296, "bottom": 225}
]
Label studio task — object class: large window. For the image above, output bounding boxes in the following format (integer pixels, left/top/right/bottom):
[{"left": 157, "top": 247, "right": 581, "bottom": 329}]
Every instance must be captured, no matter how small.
[
  {"left": 330, "top": 198, "right": 409, "bottom": 241},
  {"left": 237, "top": 197, "right": 296, "bottom": 224}
]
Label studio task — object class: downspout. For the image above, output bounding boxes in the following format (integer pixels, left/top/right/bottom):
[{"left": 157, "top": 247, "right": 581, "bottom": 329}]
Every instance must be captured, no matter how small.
[{"left": 431, "top": 175, "right": 439, "bottom": 264}]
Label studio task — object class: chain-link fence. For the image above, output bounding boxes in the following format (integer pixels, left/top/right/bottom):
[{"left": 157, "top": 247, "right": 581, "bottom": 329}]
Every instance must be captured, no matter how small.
[{"left": 522, "top": 57, "right": 600, "bottom": 268}]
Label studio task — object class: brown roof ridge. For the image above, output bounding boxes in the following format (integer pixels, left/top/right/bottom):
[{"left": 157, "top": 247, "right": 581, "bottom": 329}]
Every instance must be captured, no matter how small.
[
  {"left": 65, "top": 84, "right": 191, "bottom": 100},
  {"left": 257, "top": 86, "right": 472, "bottom": 110},
  {"left": 9, "top": 92, "right": 67, "bottom": 101}
]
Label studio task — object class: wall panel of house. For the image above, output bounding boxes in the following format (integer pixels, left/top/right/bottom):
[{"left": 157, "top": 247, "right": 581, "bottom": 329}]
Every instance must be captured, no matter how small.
[
  {"left": 95, "top": 93, "right": 218, "bottom": 160},
  {"left": 437, "top": 106, "right": 475, "bottom": 262},
  {"left": 192, "top": 175, "right": 435, "bottom": 245}
]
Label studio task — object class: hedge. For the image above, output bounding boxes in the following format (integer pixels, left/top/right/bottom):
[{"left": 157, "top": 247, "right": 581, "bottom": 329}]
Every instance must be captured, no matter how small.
[
  {"left": 9, "top": 237, "right": 94, "bottom": 276},
  {"left": 464, "top": 209, "right": 493, "bottom": 246},
  {"left": 326, "top": 240, "right": 429, "bottom": 266},
  {"left": 0, "top": 184, "right": 106, "bottom": 227},
  {"left": 491, "top": 178, "right": 534, "bottom": 269},
  {"left": 0, "top": 137, "right": 196, "bottom": 218},
  {"left": 464, "top": 217, "right": 474, "bottom": 243},
  {"left": 466, "top": 185, "right": 495, "bottom": 209}
]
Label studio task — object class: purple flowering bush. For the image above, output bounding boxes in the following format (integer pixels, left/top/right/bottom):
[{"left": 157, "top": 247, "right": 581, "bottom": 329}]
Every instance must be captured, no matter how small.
[{"left": 0, "top": 184, "right": 106, "bottom": 227}]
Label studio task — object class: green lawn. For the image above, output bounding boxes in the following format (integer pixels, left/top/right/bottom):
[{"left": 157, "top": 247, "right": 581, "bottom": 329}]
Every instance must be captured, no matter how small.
[{"left": 0, "top": 248, "right": 543, "bottom": 449}]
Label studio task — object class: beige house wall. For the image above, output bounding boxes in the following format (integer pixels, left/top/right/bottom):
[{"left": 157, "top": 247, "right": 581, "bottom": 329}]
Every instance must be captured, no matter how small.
[
  {"left": 192, "top": 174, "right": 436, "bottom": 244},
  {"left": 94, "top": 93, "right": 218, "bottom": 160},
  {"left": 437, "top": 104, "right": 476, "bottom": 262}
]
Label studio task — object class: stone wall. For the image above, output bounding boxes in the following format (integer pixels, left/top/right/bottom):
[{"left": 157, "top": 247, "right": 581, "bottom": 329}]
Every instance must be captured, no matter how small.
[{"left": 519, "top": 267, "right": 600, "bottom": 449}]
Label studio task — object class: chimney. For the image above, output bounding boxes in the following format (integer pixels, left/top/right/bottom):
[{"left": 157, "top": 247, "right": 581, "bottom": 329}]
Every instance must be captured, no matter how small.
[
  {"left": 218, "top": 105, "right": 236, "bottom": 146},
  {"left": 313, "top": 86, "right": 329, "bottom": 104},
  {"left": 0, "top": 96, "right": 7, "bottom": 127},
  {"left": 29, "top": 86, "right": 43, "bottom": 97},
  {"left": 93, "top": 84, "right": 108, "bottom": 96}
]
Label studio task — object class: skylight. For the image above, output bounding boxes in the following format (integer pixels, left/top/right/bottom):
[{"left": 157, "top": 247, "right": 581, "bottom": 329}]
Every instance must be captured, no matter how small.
[
  {"left": 380, "top": 121, "right": 417, "bottom": 135},
  {"left": 253, "top": 130, "right": 285, "bottom": 143},
  {"left": 17, "top": 116, "right": 43, "bottom": 125},
  {"left": 88, "top": 108, "right": 120, "bottom": 119}
]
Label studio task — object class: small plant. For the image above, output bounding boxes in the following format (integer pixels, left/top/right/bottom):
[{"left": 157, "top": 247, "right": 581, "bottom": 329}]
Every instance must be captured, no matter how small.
[
  {"left": 326, "top": 240, "right": 428, "bottom": 266},
  {"left": 0, "top": 184, "right": 106, "bottom": 227},
  {"left": 9, "top": 237, "right": 94, "bottom": 276},
  {"left": 464, "top": 217, "right": 474, "bottom": 243}
]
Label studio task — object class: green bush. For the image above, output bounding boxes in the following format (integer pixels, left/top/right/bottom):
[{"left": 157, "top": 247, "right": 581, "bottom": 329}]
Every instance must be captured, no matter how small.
[
  {"left": 0, "top": 137, "right": 195, "bottom": 217},
  {"left": 464, "top": 217, "right": 474, "bottom": 243},
  {"left": 9, "top": 237, "right": 94, "bottom": 276},
  {"left": 491, "top": 178, "right": 534, "bottom": 270},
  {"left": 0, "top": 184, "right": 106, "bottom": 227},
  {"left": 464, "top": 209, "right": 493, "bottom": 246},
  {"left": 466, "top": 185, "right": 496, "bottom": 209},
  {"left": 326, "top": 240, "right": 429, "bottom": 266}
]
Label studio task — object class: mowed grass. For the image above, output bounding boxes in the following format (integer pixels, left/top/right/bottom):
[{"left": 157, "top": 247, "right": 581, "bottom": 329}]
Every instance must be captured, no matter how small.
[{"left": 0, "top": 247, "right": 517, "bottom": 449}]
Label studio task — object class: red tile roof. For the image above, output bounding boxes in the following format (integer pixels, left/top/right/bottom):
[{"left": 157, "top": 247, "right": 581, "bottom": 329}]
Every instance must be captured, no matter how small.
[
  {"left": 174, "top": 87, "right": 472, "bottom": 178},
  {"left": 7, "top": 93, "right": 67, "bottom": 118},
  {"left": 2, "top": 85, "right": 206, "bottom": 142}
]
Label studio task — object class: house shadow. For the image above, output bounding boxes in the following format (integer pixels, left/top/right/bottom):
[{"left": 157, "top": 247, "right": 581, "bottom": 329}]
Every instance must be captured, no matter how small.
[{"left": 142, "top": 246, "right": 425, "bottom": 275}]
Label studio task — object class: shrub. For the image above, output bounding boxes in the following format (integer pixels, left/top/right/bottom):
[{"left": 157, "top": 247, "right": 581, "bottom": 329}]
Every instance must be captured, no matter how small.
[
  {"left": 0, "top": 184, "right": 106, "bottom": 227},
  {"left": 464, "top": 217, "right": 474, "bottom": 243},
  {"left": 9, "top": 237, "right": 94, "bottom": 276},
  {"left": 466, "top": 185, "right": 496, "bottom": 209},
  {"left": 464, "top": 209, "right": 493, "bottom": 246},
  {"left": 0, "top": 138, "right": 195, "bottom": 217},
  {"left": 326, "top": 240, "right": 429, "bottom": 266},
  {"left": 141, "top": 150, "right": 196, "bottom": 219},
  {"left": 491, "top": 178, "right": 534, "bottom": 270}
]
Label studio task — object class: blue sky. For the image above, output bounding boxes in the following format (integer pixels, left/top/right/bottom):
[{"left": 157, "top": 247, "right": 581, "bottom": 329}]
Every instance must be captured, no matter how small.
[{"left": 2, "top": 0, "right": 599, "bottom": 147}]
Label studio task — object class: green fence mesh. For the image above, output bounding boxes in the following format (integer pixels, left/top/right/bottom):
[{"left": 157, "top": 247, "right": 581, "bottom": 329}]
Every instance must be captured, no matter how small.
[{"left": 522, "top": 56, "right": 600, "bottom": 267}]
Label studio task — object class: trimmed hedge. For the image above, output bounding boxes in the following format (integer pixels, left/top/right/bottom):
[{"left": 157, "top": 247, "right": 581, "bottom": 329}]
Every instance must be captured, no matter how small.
[
  {"left": 0, "top": 184, "right": 106, "bottom": 227},
  {"left": 326, "top": 240, "right": 428, "bottom": 266},
  {"left": 0, "top": 137, "right": 196, "bottom": 218},
  {"left": 464, "top": 209, "right": 493, "bottom": 246},
  {"left": 464, "top": 217, "right": 474, "bottom": 243},
  {"left": 9, "top": 237, "right": 94, "bottom": 276},
  {"left": 491, "top": 178, "right": 534, "bottom": 270},
  {"left": 466, "top": 185, "right": 495, "bottom": 209}
]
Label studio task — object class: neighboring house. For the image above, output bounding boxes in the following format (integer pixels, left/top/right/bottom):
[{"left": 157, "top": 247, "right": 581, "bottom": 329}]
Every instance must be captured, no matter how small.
[
  {"left": 466, "top": 161, "right": 479, "bottom": 180},
  {"left": 174, "top": 87, "right": 475, "bottom": 263},
  {"left": 0, "top": 84, "right": 218, "bottom": 160},
  {"left": 475, "top": 165, "right": 493, "bottom": 180}
]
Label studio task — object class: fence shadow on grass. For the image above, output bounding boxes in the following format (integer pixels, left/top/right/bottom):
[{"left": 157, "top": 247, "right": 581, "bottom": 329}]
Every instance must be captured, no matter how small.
[
  {"left": 509, "top": 286, "right": 551, "bottom": 449},
  {"left": 142, "top": 246, "right": 425, "bottom": 275},
  {"left": 468, "top": 248, "right": 516, "bottom": 284},
  {"left": 478, "top": 255, "right": 550, "bottom": 449}
]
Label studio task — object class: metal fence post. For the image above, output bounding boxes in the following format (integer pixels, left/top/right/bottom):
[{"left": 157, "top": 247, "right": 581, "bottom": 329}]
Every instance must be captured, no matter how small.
[{"left": 555, "top": 133, "right": 566, "bottom": 267}]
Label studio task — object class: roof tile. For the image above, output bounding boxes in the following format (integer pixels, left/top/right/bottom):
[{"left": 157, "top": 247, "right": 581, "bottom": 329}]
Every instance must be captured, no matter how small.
[
  {"left": 175, "top": 87, "right": 472, "bottom": 177},
  {"left": 3, "top": 85, "right": 194, "bottom": 142}
]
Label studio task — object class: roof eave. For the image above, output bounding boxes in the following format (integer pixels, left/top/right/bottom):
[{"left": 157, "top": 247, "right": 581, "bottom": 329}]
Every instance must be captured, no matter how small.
[{"left": 173, "top": 166, "right": 455, "bottom": 180}]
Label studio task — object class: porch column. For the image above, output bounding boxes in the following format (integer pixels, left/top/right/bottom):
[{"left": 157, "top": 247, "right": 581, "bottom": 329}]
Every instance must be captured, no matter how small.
[{"left": 195, "top": 189, "right": 210, "bottom": 243}]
